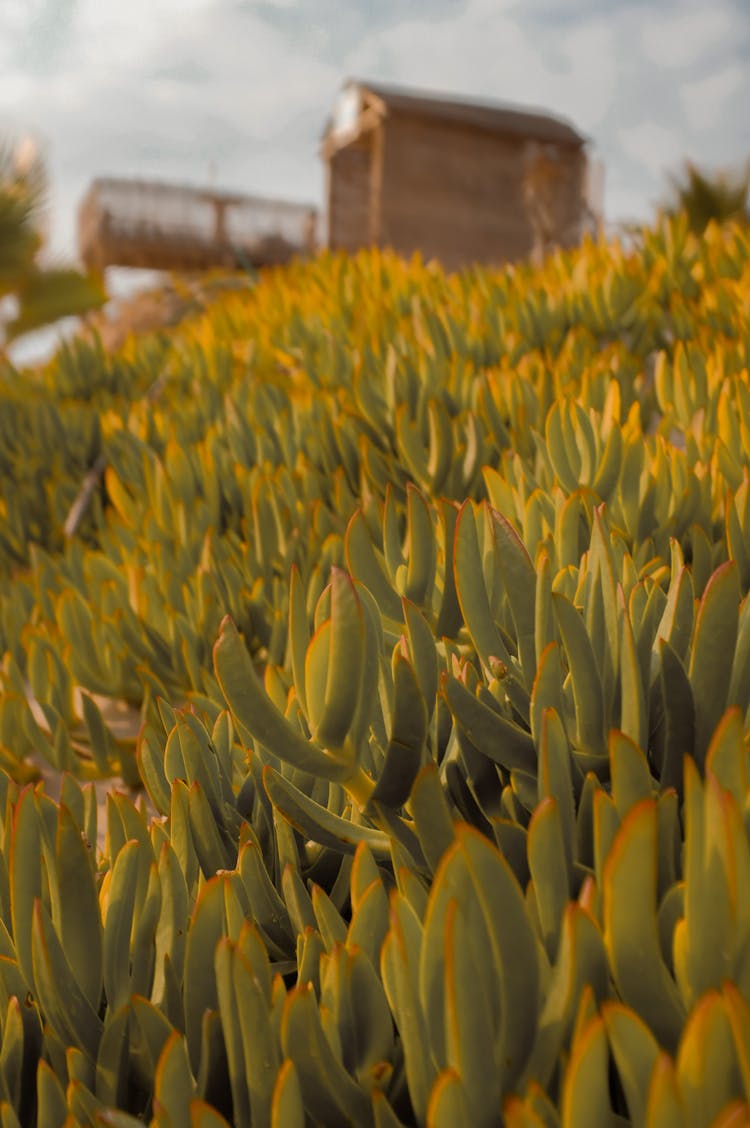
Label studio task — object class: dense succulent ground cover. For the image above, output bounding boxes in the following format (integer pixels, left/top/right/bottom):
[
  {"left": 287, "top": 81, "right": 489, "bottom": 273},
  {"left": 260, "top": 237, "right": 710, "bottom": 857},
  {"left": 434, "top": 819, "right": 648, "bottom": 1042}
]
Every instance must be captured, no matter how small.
[{"left": 0, "top": 213, "right": 749, "bottom": 1125}]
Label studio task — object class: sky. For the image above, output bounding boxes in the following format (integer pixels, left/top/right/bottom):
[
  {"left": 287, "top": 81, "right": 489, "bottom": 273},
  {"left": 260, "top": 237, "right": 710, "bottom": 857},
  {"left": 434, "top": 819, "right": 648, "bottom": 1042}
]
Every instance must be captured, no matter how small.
[{"left": 0, "top": 0, "right": 749, "bottom": 266}]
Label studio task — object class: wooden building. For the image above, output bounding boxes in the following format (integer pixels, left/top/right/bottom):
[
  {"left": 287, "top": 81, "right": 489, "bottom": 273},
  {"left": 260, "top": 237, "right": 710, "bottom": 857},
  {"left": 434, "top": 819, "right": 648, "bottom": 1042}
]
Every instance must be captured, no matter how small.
[
  {"left": 321, "top": 80, "right": 597, "bottom": 269},
  {"left": 78, "top": 178, "right": 317, "bottom": 273}
]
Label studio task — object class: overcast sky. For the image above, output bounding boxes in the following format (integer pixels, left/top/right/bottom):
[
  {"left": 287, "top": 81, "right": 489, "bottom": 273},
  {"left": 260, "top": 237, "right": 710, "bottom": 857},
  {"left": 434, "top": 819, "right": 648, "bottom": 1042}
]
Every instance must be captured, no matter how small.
[{"left": 1, "top": 0, "right": 749, "bottom": 264}]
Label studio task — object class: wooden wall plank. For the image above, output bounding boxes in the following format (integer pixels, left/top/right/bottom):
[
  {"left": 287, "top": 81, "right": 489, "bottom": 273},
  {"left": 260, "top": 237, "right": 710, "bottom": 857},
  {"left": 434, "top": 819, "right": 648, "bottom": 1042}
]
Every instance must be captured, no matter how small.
[{"left": 325, "top": 105, "right": 587, "bottom": 270}]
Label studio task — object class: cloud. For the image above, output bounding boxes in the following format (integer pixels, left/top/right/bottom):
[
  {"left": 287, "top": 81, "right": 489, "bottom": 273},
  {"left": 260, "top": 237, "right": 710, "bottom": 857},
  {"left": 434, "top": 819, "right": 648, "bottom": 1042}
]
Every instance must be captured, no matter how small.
[
  {"left": 680, "top": 63, "right": 746, "bottom": 131},
  {"left": 345, "top": 9, "right": 551, "bottom": 105},
  {"left": 543, "top": 18, "right": 619, "bottom": 131},
  {"left": 0, "top": 71, "right": 35, "bottom": 107},
  {"left": 604, "top": 181, "right": 659, "bottom": 231},
  {"left": 618, "top": 121, "right": 686, "bottom": 178},
  {"left": 641, "top": 2, "right": 736, "bottom": 69},
  {"left": 343, "top": 0, "right": 618, "bottom": 134}
]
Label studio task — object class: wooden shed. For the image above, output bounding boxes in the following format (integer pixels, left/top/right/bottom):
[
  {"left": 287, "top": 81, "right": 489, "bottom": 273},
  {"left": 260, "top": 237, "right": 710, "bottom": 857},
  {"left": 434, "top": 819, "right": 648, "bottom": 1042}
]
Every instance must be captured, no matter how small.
[
  {"left": 321, "top": 80, "right": 597, "bottom": 269},
  {"left": 78, "top": 178, "right": 317, "bottom": 273}
]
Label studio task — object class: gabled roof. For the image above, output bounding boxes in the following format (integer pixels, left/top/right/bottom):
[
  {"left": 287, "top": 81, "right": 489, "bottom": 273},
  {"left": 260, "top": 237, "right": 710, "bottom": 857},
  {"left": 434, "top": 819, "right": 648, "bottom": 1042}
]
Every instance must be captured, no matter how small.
[{"left": 331, "top": 79, "right": 586, "bottom": 149}]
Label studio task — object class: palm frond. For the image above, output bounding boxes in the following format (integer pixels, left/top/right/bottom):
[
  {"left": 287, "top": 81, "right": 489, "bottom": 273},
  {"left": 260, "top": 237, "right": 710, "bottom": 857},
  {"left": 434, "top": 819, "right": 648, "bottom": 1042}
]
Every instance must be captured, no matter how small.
[
  {"left": 5, "top": 267, "right": 107, "bottom": 342},
  {"left": 666, "top": 159, "right": 750, "bottom": 234}
]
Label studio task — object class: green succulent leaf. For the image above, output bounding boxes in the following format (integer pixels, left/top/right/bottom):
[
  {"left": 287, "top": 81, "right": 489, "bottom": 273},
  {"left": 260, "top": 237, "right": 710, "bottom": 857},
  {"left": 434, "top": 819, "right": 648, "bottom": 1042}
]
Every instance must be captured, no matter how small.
[
  {"left": 610, "top": 731, "right": 653, "bottom": 820},
  {"left": 95, "top": 1002, "right": 131, "bottom": 1110},
  {"left": 528, "top": 798, "right": 570, "bottom": 962},
  {"left": 281, "top": 982, "right": 372, "bottom": 1126},
  {"left": 372, "top": 1089, "right": 409, "bottom": 1128},
  {"left": 54, "top": 802, "right": 102, "bottom": 1013},
  {"left": 618, "top": 586, "right": 647, "bottom": 752},
  {"left": 345, "top": 510, "right": 403, "bottom": 623},
  {"left": 441, "top": 672, "right": 536, "bottom": 774},
  {"left": 183, "top": 877, "right": 224, "bottom": 1076},
  {"left": 553, "top": 593, "right": 605, "bottom": 757},
  {"left": 602, "top": 1001, "right": 660, "bottom": 1128},
  {"left": 425, "top": 825, "right": 540, "bottom": 1093},
  {"left": 490, "top": 507, "right": 537, "bottom": 687},
  {"left": 238, "top": 836, "right": 295, "bottom": 954},
  {"left": 537, "top": 706, "right": 576, "bottom": 872},
  {"left": 188, "top": 1100, "right": 233, "bottom": 1128},
  {"left": 271, "top": 1060, "right": 305, "bottom": 1128},
  {"left": 504, "top": 1080, "right": 561, "bottom": 1128},
  {"left": 36, "top": 1060, "right": 67, "bottom": 1128},
  {"left": 561, "top": 1014, "right": 612, "bottom": 1128},
  {"left": 653, "top": 638, "right": 695, "bottom": 793},
  {"left": 443, "top": 895, "right": 502, "bottom": 1124},
  {"left": 136, "top": 725, "right": 172, "bottom": 817},
  {"left": 705, "top": 708, "right": 747, "bottom": 806},
  {"left": 213, "top": 616, "right": 351, "bottom": 782},
  {"left": 603, "top": 800, "right": 684, "bottom": 1052},
  {"left": 402, "top": 599, "right": 438, "bottom": 721},
  {"left": 348, "top": 877, "right": 390, "bottom": 970},
  {"left": 187, "top": 780, "right": 236, "bottom": 877},
  {"left": 454, "top": 501, "right": 512, "bottom": 671},
  {"left": 153, "top": 1032, "right": 195, "bottom": 1128},
  {"left": 381, "top": 892, "right": 434, "bottom": 1124},
  {"left": 130, "top": 995, "right": 175, "bottom": 1096},
  {"left": 675, "top": 991, "right": 741, "bottom": 1128},
  {"left": 688, "top": 561, "right": 740, "bottom": 765},
  {"left": 312, "top": 884, "right": 348, "bottom": 950},
  {"left": 408, "top": 765, "right": 456, "bottom": 874},
  {"left": 263, "top": 766, "right": 388, "bottom": 857},
  {"left": 435, "top": 500, "right": 463, "bottom": 638},
  {"left": 321, "top": 942, "right": 394, "bottom": 1085},
  {"left": 313, "top": 568, "right": 366, "bottom": 750},
  {"left": 288, "top": 566, "right": 310, "bottom": 720},
  {"left": 369, "top": 652, "right": 426, "bottom": 809},
  {"left": 102, "top": 838, "right": 139, "bottom": 1016},
  {"left": 9, "top": 787, "right": 42, "bottom": 994},
  {"left": 215, "top": 938, "right": 279, "bottom": 1128},
  {"left": 645, "top": 1053, "right": 685, "bottom": 1126},
  {"left": 426, "top": 1069, "right": 474, "bottom": 1127},
  {"left": 403, "top": 484, "right": 436, "bottom": 607},
  {"left": 31, "top": 897, "right": 103, "bottom": 1060},
  {"left": 521, "top": 903, "right": 609, "bottom": 1093}
]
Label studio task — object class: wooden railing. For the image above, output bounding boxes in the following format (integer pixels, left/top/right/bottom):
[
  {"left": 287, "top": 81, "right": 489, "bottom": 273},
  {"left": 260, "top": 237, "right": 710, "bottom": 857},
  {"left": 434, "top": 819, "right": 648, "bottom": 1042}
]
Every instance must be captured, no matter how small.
[{"left": 78, "top": 179, "right": 317, "bottom": 272}]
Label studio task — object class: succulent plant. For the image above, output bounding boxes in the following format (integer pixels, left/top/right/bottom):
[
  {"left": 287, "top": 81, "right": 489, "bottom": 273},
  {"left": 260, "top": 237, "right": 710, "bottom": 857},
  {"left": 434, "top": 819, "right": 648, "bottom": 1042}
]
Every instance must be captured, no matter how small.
[{"left": 0, "top": 214, "right": 749, "bottom": 1123}]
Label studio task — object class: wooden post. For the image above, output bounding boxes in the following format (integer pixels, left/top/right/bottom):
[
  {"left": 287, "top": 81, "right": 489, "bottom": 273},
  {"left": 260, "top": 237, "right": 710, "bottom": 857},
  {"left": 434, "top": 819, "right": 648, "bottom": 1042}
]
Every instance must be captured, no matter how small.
[
  {"left": 212, "top": 197, "right": 229, "bottom": 245},
  {"left": 369, "top": 123, "right": 384, "bottom": 246},
  {"left": 522, "top": 142, "right": 567, "bottom": 263}
]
